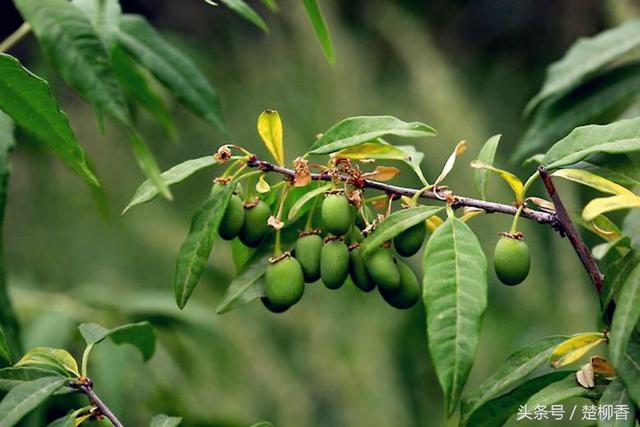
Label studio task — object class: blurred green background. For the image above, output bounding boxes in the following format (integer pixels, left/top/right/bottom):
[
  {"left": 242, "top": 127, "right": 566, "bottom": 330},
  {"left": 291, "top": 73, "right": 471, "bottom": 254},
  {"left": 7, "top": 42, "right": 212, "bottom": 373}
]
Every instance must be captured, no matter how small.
[{"left": 1, "top": 0, "right": 637, "bottom": 425}]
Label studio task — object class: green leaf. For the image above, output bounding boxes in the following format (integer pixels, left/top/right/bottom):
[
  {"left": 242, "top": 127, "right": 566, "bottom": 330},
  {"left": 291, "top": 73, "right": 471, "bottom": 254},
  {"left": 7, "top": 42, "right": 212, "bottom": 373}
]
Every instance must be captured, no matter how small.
[
  {"left": 15, "top": 348, "right": 79, "bottom": 377},
  {"left": 469, "top": 160, "right": 524, "bottom": 203},
  {"left": 515, "top": 63, "right": 640, "bottom": 162},
  {"left": 117, "top": 14, "right": 226, "bottom": 134},
  {"left": 79, "top": 321, "right": 156, "bottom": 361},
  {"left": 397, "top": 145, "right": 429, "bottom": 186},
  {"left": 525, "top": 375, "right": 603, "bottom": 408},
  {"left": 175, "top": 182, "right": 236, "bottom": 308},
  {"left": 0, "top": 327, "right": 10, "bottom": 366},
  {"left": 0, "top": 376, "right": 66, "bottom": 427},
  {"left": 608, "top": 258, "right": 640, "bottom": 367},
  {"left": 216, "top": 255, "right": 267, "bottom": 315},
  {"left": 600, "top": 250, "right": 640, "bottom": 325},
  {"left": 573, "top": 154, "right": 640, "bottom": 188},
  {"left": 526, "top": 19, "right": 640, "bottom": 115},
  {"left": 72, "top": 0, "right": 122, "bottom": 50},
  {"left": 542, "top": 117, "right": 640, "bottom": 170},
  {"left": 46, "top": 413, "right": 75, "bottom": 427},
  {"left": 423, "top": 215, "right": 488, "bottom": 416},
  {"left": 549, "top": 332, "right": 606, "bottom": 368},
  {"left": 360, "top": 206, "right": 443, "bottom": 257},
  {"left": 250, "top": 423, "right": 273, "bottom": 427},
  {"left": 218, "top": 0, "right": 268, "bottom": 32},
  {"left": 308, "top": 116, "right": 436, "bottom": 155},
  {"left": 552, "top": 169, "right": 633, "bottom": 196},
  {"left": 598, "top": 379, "right": 637, "bottom": 427},
  {"left": 110, "top": 46, "right": 177, "bottom": 141},
  {"left": 0, "top": 367, "right": 62, "bottom": 391},
  {"left": 301, "top": 0, "right": 335, "bottom": 65},
  {"left": 460, "top": 335, "right": 569, "bottom": 425},
  {"left": 474, "top": 134, "right": 500, "bottom": 200},
  {"left": 463, "top": 371, "right": 572, "bottom": 427},
  {"left": 287, "top": 183, "right": 331, "bottom": 221},
  {"left": 127, "top": 130, "right": 172, "bottom": 200},
  {"left": 123, "top": 156, "right": 216, "bottom": 215},
  {"left": 150, "top": 414, "right": 182, "bottom": 427},
  {"left": 261, "top": 0, "right": 277, "bottom": 12},
  {"left": 0, "top": 54, "right": 98, "bottom": 187},
  {"left": 14, "top": 0, "right": 130, "bottom": 125},
  {"left": 616, "top": 342, "right": 640, "bottom": 405}
]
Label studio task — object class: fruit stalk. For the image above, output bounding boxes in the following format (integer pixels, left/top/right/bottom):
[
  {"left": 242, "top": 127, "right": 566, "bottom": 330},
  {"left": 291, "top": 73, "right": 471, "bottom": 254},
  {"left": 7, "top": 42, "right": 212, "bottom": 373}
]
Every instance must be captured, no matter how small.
[{"left": 538, "top": 166, "right": 603, "bottom": 293}]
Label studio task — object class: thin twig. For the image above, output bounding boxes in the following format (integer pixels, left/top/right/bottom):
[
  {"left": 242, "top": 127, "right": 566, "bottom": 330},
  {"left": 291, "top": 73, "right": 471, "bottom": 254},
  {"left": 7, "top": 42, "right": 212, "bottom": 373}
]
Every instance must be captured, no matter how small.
[
  {"left": 538, "top": 166, "right": 603, "bottom": 293},
  {"left": 246, "top": 157, "right": 558, "bottom": 226},
  {"left": 73, "top": 382, "right": 124, "bottom": 427},
  {"left": 0, "top": 23, "right": 32, "bottom": 53}
]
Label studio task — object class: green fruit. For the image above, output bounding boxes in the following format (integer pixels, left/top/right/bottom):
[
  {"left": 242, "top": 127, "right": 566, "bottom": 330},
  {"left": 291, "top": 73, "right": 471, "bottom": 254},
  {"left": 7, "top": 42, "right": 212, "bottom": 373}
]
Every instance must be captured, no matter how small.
[
  {"left": 320, "top": 239, "right": 349, "bottom": 289},
  {"left": 394, "top": 222, "right": 426, "bottom": 257},
  {"left": 261, "top": 296, "right": 290, "bottom": 313},
  {"left": 264, "top": 256, "right": 305, "bottom": 311},
  {"left": 239, "top": 201, "right": 270, "bottom": 247},
  {"left": 494, "top": 236, "right": 531, "bottom": 286},
  {"left": 321, "top": 194, "right": 353, "bottom": 236},
  {"left": 349, "top": 247, "right": 374, "bottom": 292},
  {"left": 295, "top": 234, "right": 323, "bottom": 283},
  {"left": 365, "top": 247, "right": 400, "bottom": 290},
  {"left": 219, "top": 195, "right": 245, "bottom": 240},
  {"left": 379, "top": 261, "right": 421, "bottom": 309},
  {"left": 355, "top": 205, "right": 374, "bottom": 230},
  {"left": 347, "top": 227, "right": 364, "bottom": 245}
]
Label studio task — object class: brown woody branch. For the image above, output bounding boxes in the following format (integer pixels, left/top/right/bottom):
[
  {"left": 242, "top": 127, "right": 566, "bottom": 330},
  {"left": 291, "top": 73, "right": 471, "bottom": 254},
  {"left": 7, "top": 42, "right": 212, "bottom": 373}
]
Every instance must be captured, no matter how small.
[
  {"left": 71, "top": 380, "right": 124, "bottom": 427},
  {"left": 538, "top": 167, "right": 603, "bottom": 293}
]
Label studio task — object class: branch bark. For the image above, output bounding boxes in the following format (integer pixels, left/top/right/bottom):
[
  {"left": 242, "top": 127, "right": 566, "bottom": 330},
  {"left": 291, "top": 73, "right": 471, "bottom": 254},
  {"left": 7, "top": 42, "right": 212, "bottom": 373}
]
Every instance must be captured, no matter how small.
[
  {"left": 74, "top": 382, "right": 124, "bottom": 427},
  {"left": 538, "top": 166, "right": 603, "bottom": 293}
]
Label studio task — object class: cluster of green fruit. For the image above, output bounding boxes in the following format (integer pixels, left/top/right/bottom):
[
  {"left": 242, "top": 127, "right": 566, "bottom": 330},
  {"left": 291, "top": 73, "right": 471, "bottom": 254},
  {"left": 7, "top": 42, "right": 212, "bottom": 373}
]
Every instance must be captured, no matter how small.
[{"left": 218, "top": 191, "right": 424, "bottom": 313}]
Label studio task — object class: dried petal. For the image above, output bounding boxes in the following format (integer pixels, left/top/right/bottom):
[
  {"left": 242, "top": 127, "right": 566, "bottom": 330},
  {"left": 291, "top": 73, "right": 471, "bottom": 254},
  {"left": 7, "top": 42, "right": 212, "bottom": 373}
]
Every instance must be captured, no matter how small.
[{"left": 214, "top": 145, "right": 232, "bottom": 164}]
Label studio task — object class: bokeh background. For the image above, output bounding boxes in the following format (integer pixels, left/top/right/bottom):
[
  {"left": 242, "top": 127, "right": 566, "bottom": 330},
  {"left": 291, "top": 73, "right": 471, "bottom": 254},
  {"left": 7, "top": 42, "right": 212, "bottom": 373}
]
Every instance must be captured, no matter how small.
[{"left": 1, "top": 1, "right": 636, "bottom": 426}]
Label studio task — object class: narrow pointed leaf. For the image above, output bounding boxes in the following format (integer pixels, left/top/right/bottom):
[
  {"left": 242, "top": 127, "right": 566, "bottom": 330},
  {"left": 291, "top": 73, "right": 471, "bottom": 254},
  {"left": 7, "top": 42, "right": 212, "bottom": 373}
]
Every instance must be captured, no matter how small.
[
  {"left": 463, "top": 371, "right": 572, "bottom": 427},
  {"left": 0, "top": 54, "right": 98, "bottom": 187},
  {"left": 150, "top": 414, "right": 182, "bottom": 427},
  {"left": 46, "top": 413, "right": 75, "bottom": 427},
  {"left": 525, "top": 375, "right": 603, "bottom": 408},
  {"left": 583, "top": 194, "right": 640, "bottom": 222},
  {"left": 597, "top": 379, "right": 636, "bottom": 427},
  {"left": 470, "top": 160, "right": 524, "bottom": 203},
  {"left": 572, "top": 154, "right": 640, "bottom": 188},
  {"left": 127, "top": 130, "right": 171, "bottom": 199},
  {"left": 301, "top": 0, "right": 335, "bottom": 64},
  {"left": 433, "top": 140, "right": 467, "bottom": 186},
  {"left": 218, "top": 0, "right": 268, "bottom": 32},
  {"left": 14, "top": 0, "right": 130, "bottom": 125},
  {"left": 0, "top": 376, "right": 67, "bottom": 427},
  {"left": 552, "top": 169, "right": 633, "bottom": 195},
  {"left": 549, "top": 332, "right": 606, "bottom": 368},
  {"left": 543, "top": 117, "right": 640, "bottom": 169},
  {"left": 175, "top": 181, "right": 236, "bottom": 308},
  {"left": 0, "top": 367, "right": 62, "bottom": 391},
  {"left": 0, "top": 327, "right": 10, "bottom": 366},
  {"left": 423, "top": 216, "right": 488, "bottom": 415},
  {"left": 474, "top": 135, "right": 500, "bottom": 200},
  {"left": 287, "top": 183, "right": 330, "bottom": 221},
  {"left": 526, "top": 19, "right": 640, "bottom": 115},
  {"left": 72, "top": 0, "right": 122, "bottom": 50},
  {"left": 216, "top": 256, "right": 267, "bottom": 314},
  {"left": 360, "top": 206, "right": 443, "bottom": 256},
  {"left": 616, "top": 342, "right": 640, "bottom": 405},
  {"left": 123, "top": 156, "right": 216, "bottom": 215},
  {"left": 257, "top": 110, "right": 284, "bottom": 166},
  {"left": 309, "top": 116, "right": 436, "bottom": 155},
  {"left": 118, "top": 14, "right": 226, "bottom": 134},
  {"left": 460, "top": 335, "right": 569, "bottom": 425},
  {"left": 609, "top": 260, "right": 640, "bottom": 367},
  {"left": 79, "top": 321, "right": 156, "bottom": 361}
]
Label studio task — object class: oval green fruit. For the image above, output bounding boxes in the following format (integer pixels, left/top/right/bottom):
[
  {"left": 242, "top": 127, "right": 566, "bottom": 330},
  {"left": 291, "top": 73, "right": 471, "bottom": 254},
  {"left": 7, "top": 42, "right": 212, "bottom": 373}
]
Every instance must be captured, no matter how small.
[
  {"left": 365, "top": 247, "right": 400, "bottom": 290},
  {"left": 239, "top": 200, "right": 270, "bottom": 247},
  {"left": 295, "top": 233, "right": 323, "bottom": 283},
  {"left": 379, "top": 261, "right": 421, "bottom": 309},
  {"left": 349, "top": 247, "right": 374, "bottom": 292},
  {"left": 320, "top": 239, "right": 349, "bottom": 289},
  {"left": 394, "top": 222, "right": 426, "bottom": 257},
  {"left": 261, "top": 296, "right": 290, "bottom": 313},
  {"left": 494, "top": 236, "right": 531, "bottom": 286},
  {"left": 219, "top": 195, "right": 245, "bottom": 240},
  {"left": 321, "top": 194, "right": 353, "bottom": 236},
  {"left": 264, "top": 256, "right": 305, "bottom": 311}
]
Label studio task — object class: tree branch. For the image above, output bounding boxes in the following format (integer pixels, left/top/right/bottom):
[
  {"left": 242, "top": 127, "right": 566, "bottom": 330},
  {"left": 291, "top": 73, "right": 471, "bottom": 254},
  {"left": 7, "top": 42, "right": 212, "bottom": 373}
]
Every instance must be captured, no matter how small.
[
  {"left": 246, "top": 157, "right": 558, "bottom": 226},
  {"left": 73, "top": 381, "right": 124, "bottom": 427},
  {"left": 538, "top": 166, "right": 603, "bottom": 293}
]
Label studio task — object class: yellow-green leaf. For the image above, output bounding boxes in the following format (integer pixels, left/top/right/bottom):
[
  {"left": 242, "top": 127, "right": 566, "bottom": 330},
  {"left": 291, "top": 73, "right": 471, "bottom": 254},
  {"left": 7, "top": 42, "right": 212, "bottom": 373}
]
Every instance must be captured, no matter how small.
[
  {"left": 552, "top": 169, "right": 633, "bottom": 196},
  {"left": 583, "top": 193, "right": 640, "bottom": 222},
  {"left": 549, "top": 333, "right": 606, "bottom": 368},
  {"left": 470, "top": 160, "right": 524, "bottom": 203},
  {"left": 256, "top": 175, "right": 270, "bottom": 194},
  {"left": 15, "top": 348, "right": 79, "bottom": 377},
  {"left": 257, "top": 110, "right": 284, "bottom": 166},
  {"left": 434, "top": 140, "right": 467, "bottom": 186}
]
